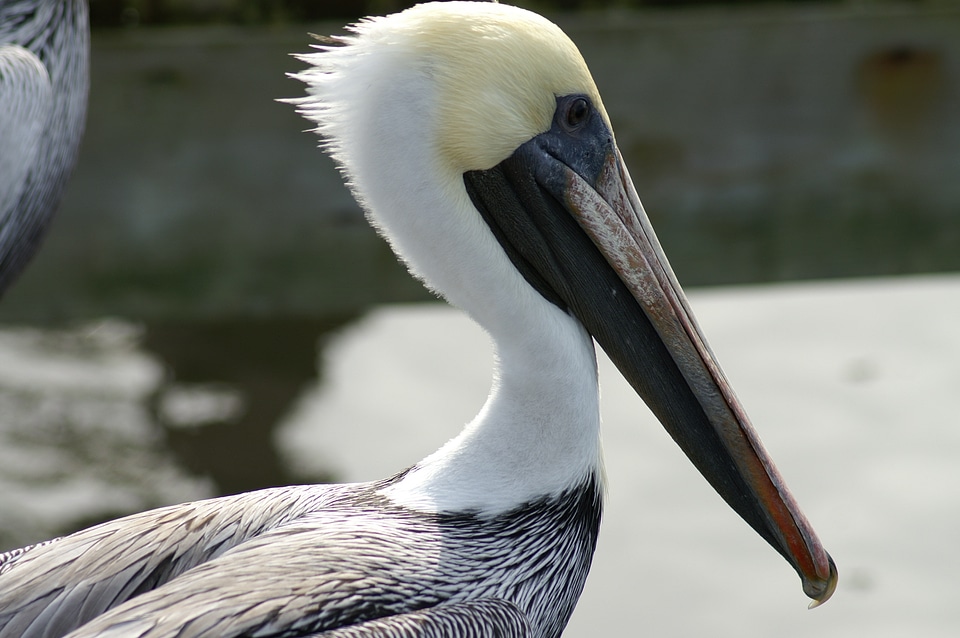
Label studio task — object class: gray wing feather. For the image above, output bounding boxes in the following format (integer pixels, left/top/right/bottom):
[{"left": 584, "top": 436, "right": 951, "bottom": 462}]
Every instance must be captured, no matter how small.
[
  {"left": 55, "top": 504, "right": 514, "bottom": 638},
  {"left": 0, "top": 485, "right": 340, "bottom": 638},
  {"left": 0, "top": 0, "right": 89, "bottom": 293},
  {"left": 0, "top": 44, "right": 52, "bottom": 228},
  {"left": 308, "top": 599, "right": 531, "bottom": 638},
  {"left": 3, "top": 479, "right": 595, "bottom": 637},
  {"left": 54, "top": 509, "right": 443, "bottom": 638}
]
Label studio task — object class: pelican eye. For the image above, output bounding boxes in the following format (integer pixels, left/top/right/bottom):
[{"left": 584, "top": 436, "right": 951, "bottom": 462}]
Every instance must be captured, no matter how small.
[{"left": 561, "top": 96, "right": 591, "bottom": 133}]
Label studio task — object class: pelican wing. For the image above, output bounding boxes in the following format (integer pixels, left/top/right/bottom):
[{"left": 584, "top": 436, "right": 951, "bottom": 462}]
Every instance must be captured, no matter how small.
[
  {"left": 33, "top": 492, "right": 562, "bottom": 638},
  {"left": 53, "top": 509, "right": 456, "bottom": 637},
  {"left": 0, "top": 44, "right": 52, "bottom": 240},
  {"left": 0, "top": 485, "right": 340, "bottom": 638},
  {"left": 65, "top": 581, "right": 530, "bottom": 638},
  {"left": 0, "top": 0, "right": 89, "bottom": 294},
  {"left": 304, "top": 599, "right": 530, "bottom": 638}
]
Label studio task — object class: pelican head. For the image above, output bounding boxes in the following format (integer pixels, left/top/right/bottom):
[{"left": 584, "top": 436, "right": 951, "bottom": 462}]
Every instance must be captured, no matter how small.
[{"left": 291, "top": 1, "right": 836, "bottom": 607}]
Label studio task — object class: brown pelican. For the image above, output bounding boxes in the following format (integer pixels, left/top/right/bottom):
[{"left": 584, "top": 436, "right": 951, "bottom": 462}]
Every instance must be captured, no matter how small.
[
  {"left": 0, "top": 3, "right": 836, "bottom": 637},
  {"left": 0, "top": 0, "right": 89, "bottom": 294}
]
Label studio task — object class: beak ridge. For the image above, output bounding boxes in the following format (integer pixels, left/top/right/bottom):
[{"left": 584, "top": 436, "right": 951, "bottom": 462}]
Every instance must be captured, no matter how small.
[{"left": 563, "top": 147, "right": 837, "bottom": 606}]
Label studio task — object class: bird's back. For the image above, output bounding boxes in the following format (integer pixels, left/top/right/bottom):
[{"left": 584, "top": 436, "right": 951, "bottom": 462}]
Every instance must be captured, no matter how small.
[
  {"left": 0, "top": 474, "right": 601, "bottom": 638},
  {"left": 0, "top": 483, "right": 339, "bottom": 638}
]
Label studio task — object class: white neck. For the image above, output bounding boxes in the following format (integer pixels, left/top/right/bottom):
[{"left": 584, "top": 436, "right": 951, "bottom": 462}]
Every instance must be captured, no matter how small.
[
  {"left": 305, "top": 50, "right": 603, "bottom": 514},
  {"left": 381, "top": 303, "right": 602, "bottom": 513}
]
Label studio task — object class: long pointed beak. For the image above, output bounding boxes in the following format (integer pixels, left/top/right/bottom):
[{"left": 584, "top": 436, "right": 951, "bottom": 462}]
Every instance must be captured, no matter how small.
[
  {"left": 464, "top": 110, "right": 836, "bottom": 605},
  {"left": 563, "top": 146, "right": 837, "bottom": 606}
]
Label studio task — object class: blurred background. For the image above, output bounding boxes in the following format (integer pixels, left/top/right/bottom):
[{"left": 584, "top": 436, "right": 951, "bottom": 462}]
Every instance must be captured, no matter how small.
[{"left": 1, "top": 0, "right": 958, "bottom": 635}]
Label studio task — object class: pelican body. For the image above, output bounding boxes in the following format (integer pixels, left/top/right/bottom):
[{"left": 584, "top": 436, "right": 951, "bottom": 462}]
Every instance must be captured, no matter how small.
[
  {"left": 0, "top": 0, "right": 89, "bottom": 294},
  {"left": 0, "top": 3, "right": 835, "bottom": 637}
]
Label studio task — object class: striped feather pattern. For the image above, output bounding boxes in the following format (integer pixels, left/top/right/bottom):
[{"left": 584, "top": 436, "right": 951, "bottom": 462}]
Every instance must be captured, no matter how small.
[
  {"left": 0, "top": 0, "right": 88, "bottom": 292},
  {"left": 306, "top": 599, "right": 530, "bottom": 637},
  {"left": 0, "top": 474, "right": 600, "bottom": 638}
]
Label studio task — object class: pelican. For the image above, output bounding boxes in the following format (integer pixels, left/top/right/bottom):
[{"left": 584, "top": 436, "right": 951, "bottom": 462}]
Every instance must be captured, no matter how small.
[
  {"left": 0, "top": 2, "right": 836, "bottom": 637},
  {"left": 0, "top": 0, "right": 89, "bottom": 294}
]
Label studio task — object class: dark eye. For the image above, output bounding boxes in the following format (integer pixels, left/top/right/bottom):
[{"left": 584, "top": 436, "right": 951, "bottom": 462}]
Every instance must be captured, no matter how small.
[{"left": 563, "top": 96, "right": 591, "bottom": 132}]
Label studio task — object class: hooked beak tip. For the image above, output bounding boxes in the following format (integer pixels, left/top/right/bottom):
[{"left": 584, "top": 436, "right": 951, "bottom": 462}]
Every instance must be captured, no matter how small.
[{"left": 806, "top": 554, "right": 838, "bottom": 609}]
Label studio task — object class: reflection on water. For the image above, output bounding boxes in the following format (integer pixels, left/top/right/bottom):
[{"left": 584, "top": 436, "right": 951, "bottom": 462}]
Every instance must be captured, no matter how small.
[
  {"left": 143, "top": 317, "right": 355, "bottom": 495},
  {"left": 0, "top": 321, "right": 208, "bottom": 549},
  {"left": 0, "top": 316, "right": 355, "bottom": 549},
  {"left": 1, "top": 275, "right": 959, "bottom": 637}
]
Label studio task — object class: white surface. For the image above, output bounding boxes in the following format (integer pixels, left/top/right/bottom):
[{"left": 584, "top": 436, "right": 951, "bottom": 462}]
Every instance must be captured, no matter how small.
[{"left": 279, "top": 274, "right": 960, "bottom": 637}]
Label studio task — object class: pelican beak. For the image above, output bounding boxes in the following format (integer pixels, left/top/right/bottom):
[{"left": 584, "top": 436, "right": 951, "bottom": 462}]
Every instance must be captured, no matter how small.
[
  {"left": 464, "top": 96, "right": 837, "bottom": 606},
  {"left": 564, "top": 147, "right": 837, "bottom": 607}
]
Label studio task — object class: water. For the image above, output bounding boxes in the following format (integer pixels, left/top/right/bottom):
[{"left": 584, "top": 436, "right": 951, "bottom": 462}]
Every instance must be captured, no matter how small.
[{"left": 1, "top": 274, "right": 958, "bottom": 636}]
